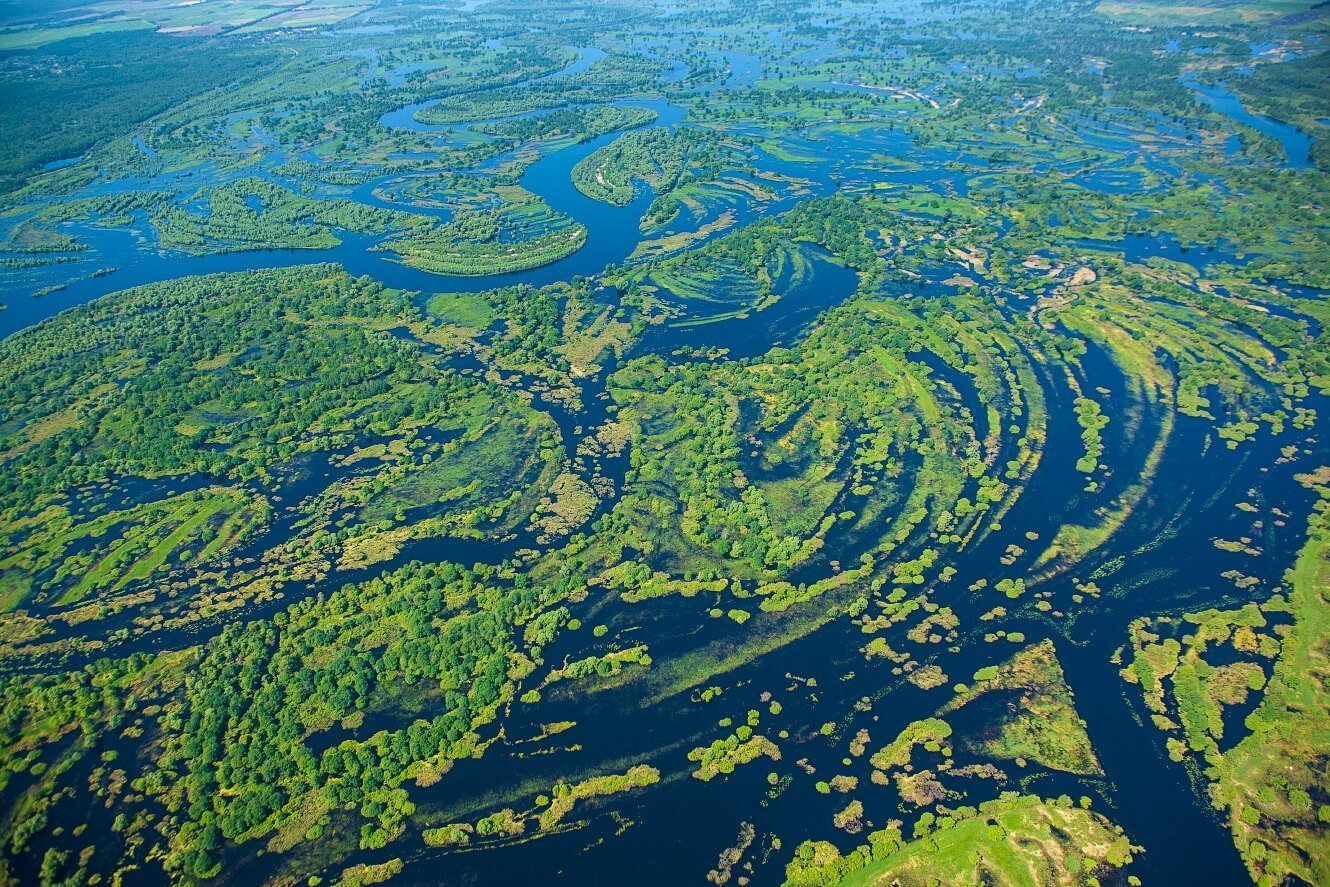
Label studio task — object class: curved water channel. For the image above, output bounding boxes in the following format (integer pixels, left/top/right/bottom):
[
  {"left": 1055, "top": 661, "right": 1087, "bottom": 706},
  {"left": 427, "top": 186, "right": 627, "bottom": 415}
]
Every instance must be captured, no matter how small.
[
  {"left": 7, "top": 45, "right": 868, "bottom": 672},
  {"left": 0, "top": 115, "right": 680, "bottom": 338},
  {"left": 1183, "top": 74, "right": 1315, "bottom": 168},
  {"left": 0, "top": 43, "right": 773, "bottom": 339}
]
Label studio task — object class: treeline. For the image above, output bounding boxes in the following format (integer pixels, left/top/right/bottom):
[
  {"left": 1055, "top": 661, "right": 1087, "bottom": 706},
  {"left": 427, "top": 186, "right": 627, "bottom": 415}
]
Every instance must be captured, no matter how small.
[{"left": 0, "top": 31, "right": 276, "bottom": 192}]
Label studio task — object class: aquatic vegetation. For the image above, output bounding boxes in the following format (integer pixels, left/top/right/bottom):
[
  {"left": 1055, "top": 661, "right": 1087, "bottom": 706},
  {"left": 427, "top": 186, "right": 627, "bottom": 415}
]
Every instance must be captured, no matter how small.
[
  {"left": 0, "top": 486, "right": 269, "bottom": 611},
  {"left": 869, "top": 718, "right": 953, "bottom": 773},
  {"left": 941, "top": 641, "right": 1102, "bottom": 776},
  {"left": 689, "top": 733, "right": 781, "bottom": 781},
  {"left": 0, "top": 266, "right": 565, "bottom": 637},
  {"left": 413, "top": 52, "right": 668, "bottom": 126},
  {"left": 421, "top": 763, "right": 660, "bottom": 846},
  {"left": 146, "top": 177, "right": 428, "bottom": 253},
  {"left": 536, "top": 764, "right": 660, "bottom": 831},
  {"left": 382, "top": 198, "right": 587, "bottom": 276},
  {"left": 476, "top": 106, "right": 659, "bottom": 146}
]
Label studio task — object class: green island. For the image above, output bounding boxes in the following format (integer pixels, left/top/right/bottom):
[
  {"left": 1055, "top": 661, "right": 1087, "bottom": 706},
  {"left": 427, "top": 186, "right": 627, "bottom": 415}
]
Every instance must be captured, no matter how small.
[
  {"left": 785, "top": 794, "right": 1136, "bottom": 887},
  {"left": 940, "top": 640, "right": 1102, "bottom": 777}
]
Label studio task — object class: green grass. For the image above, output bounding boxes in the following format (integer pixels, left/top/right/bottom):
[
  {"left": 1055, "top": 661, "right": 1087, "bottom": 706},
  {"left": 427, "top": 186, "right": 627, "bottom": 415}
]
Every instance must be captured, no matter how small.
[
  {"left": 834, "top": 796, "right": 1134, "bottom": 887},
  {"left": 1095, "top": 0, "right": 1319, "bottom": 25},
  {"left": 0, "top": 488, "right": 267, "bottom": 611},
  {"left": 427, "top": 292, "right": 496, "bottom": 331},
  {"left": 360, "top": 413, "right": 550, "bottom": 529}
]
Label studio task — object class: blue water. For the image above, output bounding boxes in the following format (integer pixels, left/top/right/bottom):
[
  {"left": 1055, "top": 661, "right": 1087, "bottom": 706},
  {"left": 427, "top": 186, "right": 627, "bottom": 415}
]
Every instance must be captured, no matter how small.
[
  {"left": 42, "top": 156, "right": 83, "bottom": 171},
  {"left": 132, "top": 134, "right": 158, "bottom": 158},
  {"left": 1186, "top": 76, "right": 1314, "bottom": 169},
  {"left": 720, "top": 49, "right": 763, "bottom": 89},
  {"left": 14, "top": 43, "right": 1274, "bottom": 345},
  {"left": 0, "top": 95, "right": 689, "bottom": 340}
]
